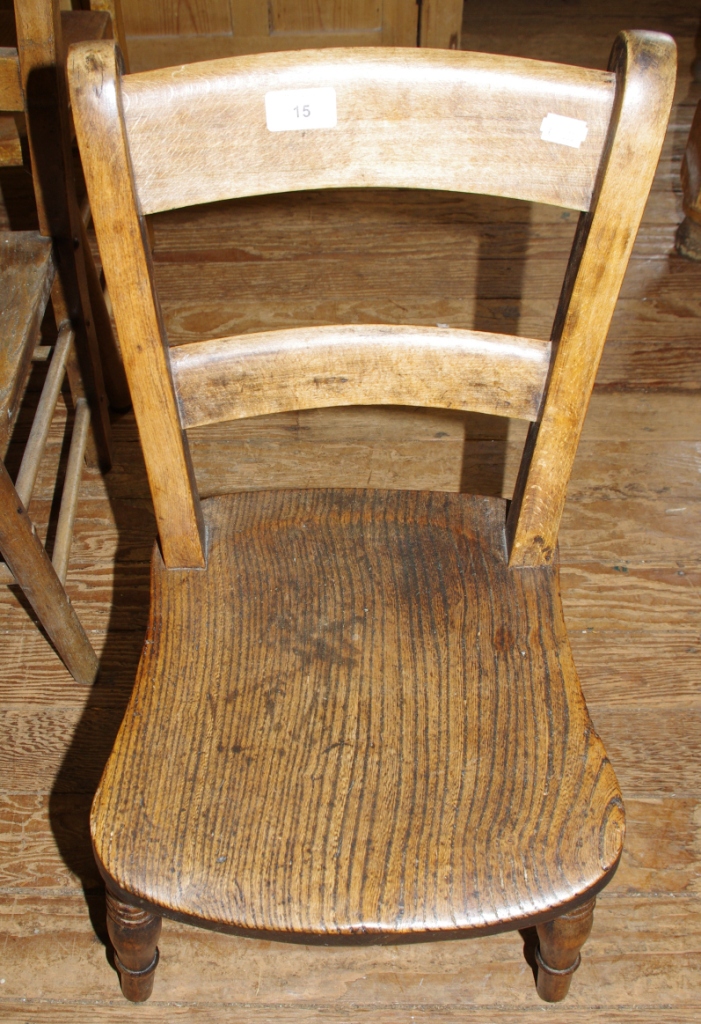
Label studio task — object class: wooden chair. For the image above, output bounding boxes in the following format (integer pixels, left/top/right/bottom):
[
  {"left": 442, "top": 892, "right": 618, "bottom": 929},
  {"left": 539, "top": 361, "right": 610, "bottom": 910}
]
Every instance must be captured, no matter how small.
[
  {"left": 68, "top": 32, "right": 675, "bottom": 1003},
  {"left": 0, "top": 230, "right": 98, "bottom": 683},
  {"left": 0, "top": 2, "right": 123, "bottom": 682},
  {"left": 0, "top": 0, "right": 130, "bottom": 429}
]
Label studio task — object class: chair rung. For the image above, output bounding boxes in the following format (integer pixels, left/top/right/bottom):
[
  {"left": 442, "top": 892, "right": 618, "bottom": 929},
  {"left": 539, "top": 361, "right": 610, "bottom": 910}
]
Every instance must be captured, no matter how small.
[
  {"left": 52, "top": 398, "right": 90, "bottom": 586},
  {"left": 15, "top": 324, "right": 74, "bottom": 508},
  {"left": 1, "top": 394, "right": 90, "bottom": 589},
  {"left": 172, "top": 323, "right": 551, "bottom": 428},
  {"left": 32, "top": 345, "right": 53, "bottom": 362}
]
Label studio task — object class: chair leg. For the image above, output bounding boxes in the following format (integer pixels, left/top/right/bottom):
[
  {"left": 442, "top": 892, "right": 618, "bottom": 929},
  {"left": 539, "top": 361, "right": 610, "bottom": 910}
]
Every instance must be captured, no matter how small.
[
  {"left": 106, "top": 887, "right": 162, "bottom": 1002},
  {"left": 675, "top": 215, "right": 701, "bottom": 260},
  {"left": 535, "top": 897, "right": 596, "bottom": 1002},
  {"left": 0, "top": 459, "right": 98, "bottom": 685}
]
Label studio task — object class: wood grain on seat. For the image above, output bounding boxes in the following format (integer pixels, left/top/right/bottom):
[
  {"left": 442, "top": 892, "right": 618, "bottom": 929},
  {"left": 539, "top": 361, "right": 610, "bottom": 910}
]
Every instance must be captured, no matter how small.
[{"left": 93, "top": 489, "right": 623, "bottom": 935}]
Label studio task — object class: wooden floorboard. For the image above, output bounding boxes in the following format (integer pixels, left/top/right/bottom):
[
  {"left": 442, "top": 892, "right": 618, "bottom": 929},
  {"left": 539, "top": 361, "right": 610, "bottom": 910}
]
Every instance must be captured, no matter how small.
[{"left": 1, "top": 0, "right": 700, "bottom": 1017}]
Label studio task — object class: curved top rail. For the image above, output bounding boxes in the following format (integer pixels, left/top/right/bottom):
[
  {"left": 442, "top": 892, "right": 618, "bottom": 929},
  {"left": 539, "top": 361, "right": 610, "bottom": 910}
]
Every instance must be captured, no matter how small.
[{"left": 120, "top": 47, "right": 616, "bottom": 215}]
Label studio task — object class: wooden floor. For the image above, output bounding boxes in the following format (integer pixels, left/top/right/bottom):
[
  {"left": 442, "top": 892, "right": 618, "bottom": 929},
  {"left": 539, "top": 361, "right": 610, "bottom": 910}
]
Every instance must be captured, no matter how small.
[{"left": 1, "top": 1, "right": 700, "bottom": 1020}]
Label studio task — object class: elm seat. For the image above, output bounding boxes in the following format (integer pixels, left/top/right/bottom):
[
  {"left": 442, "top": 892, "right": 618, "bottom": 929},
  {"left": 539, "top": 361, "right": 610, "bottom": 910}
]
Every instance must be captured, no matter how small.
[{"left": 93, "top": 489, "right": 623, "bottom": 934}]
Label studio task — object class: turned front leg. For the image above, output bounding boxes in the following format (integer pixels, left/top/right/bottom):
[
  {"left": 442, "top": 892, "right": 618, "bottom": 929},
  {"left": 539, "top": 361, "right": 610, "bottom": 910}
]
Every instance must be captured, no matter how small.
[
  {"left": 535, "top": 897, "right": 596, "bottom": 1002},
  {"left": 106, "top": 888, "right": 162, "bottom": 1002}
]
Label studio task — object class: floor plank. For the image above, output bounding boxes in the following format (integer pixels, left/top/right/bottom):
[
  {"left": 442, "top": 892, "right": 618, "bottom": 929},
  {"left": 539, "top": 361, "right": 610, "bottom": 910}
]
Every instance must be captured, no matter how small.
[
  {"left": 0, "top": 1008, "right": 699, "bottom": 1024},
  {"left": 0, "top": 896, "right": 698, "bottom": 1009}
]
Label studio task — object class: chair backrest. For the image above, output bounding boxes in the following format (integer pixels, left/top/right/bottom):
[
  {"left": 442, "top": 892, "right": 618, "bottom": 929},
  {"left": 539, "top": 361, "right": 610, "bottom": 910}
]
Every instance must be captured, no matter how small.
[{"left": 68, "top": 35, "right": 676, "bottom": 570}]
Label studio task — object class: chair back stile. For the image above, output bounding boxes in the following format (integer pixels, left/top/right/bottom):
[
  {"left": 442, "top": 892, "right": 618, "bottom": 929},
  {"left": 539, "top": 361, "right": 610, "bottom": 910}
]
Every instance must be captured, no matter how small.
[
  {"left": 506, "top": 33, "right": 676, "bottom": 564},
  {"left": 68, "top": 36, "right": 675, "bottom": 571},
  {"left": 68, "top": 43, "right": 206, "bottom": 569}
]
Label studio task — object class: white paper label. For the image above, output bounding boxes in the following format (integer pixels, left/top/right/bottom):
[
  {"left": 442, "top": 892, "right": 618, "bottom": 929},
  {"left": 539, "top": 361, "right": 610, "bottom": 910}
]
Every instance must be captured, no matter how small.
[
  {"left": 540, "top": 112, "right": 588, "bottom": 149},
  {"left": 265, "top": 87, "right": 337, "bottom": 132}
]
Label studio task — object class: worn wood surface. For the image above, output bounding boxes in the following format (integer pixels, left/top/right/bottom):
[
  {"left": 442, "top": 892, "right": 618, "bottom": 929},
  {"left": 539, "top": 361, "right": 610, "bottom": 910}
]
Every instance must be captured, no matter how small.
[
  {"left": 14, "top": 321, "right": 74, "bottom": 508},
  {"left": 118, "top": 48, "right": 614, "bottom": 215},
  {"left": 2, "top": 2, "right": 131, "bottom": 410},
  {"left": 90, "top": 1, "right": 130, "bottom": 70},
  {"left": 0, "top": 329, "right": 699, "bottom": 1015},
  {"left": 0, "top": 232, "right": 53, "bottom": 457},
  {"left": 92, "top": 490, "right": 622, "bottom": 937},
  {"left": 535, "top": 898, "right": 596, "bottom": 1001},
  {"left": 69, "top": 39, "right": 205, "bottom": 568},
  {"left": 105, "top": 887, "right": 161, "bottom": 1001},
  {"left": 506, "top": 30, "right": 675, "bottom": 565},
  {"left": 1, "top": 0, "right": 701, "bottom": 1018},
  {"left": 59, "top": 8, "right": 111, "bottom": 57},
  {"left": 70, "top": 33, "right": 672, "bottom": 576},
  {"left": 171, "top": 323, "right": 551, "bottom": 426},
  {"left": 0, "top": 114, "right": 22, "bottom": 165},
  {"left": 52, "top": 395, "right": 91, "bottom": 584}
]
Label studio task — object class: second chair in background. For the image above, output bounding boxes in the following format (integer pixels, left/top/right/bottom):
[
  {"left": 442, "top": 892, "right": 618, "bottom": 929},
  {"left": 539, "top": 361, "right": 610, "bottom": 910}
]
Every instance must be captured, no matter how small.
[{"left": 0, "top": 0, "right": 130, "bottom": 430}]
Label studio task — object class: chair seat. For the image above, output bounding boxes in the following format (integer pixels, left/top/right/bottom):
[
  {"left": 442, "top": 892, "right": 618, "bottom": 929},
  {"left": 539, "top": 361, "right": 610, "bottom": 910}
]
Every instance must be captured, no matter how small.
[
  {"left": 0, "top": 232, "right": 53, "bottom": 457},
  {"left": 92, "top": 489, "right": 624, "bottom": 936}
]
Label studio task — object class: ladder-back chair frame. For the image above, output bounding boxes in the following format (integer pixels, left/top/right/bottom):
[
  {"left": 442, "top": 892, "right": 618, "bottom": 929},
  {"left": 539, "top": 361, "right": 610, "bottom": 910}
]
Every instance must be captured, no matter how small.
[
  {"left": 68, "top": 34, "right": 675, "bottom": 1004},
  {"left": 69, "top": 34, "right": 674, "bottom": 569}
]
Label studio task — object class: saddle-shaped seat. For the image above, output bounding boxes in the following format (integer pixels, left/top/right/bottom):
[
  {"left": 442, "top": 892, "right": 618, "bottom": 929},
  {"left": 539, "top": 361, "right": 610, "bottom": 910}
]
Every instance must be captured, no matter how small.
[{"left": 94, "top": 489, "right": 623, "bottom": 935}]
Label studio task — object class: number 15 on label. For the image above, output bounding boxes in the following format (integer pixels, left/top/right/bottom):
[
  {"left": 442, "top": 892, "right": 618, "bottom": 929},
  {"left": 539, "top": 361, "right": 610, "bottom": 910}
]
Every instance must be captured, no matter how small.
[{"left": 265, "top": 87, "right": 338, "bottom": 132}]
